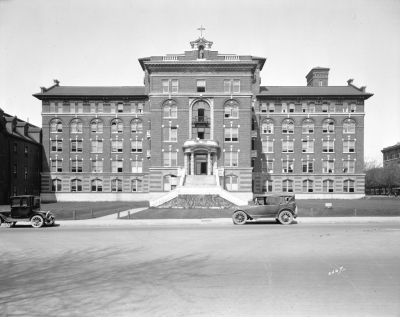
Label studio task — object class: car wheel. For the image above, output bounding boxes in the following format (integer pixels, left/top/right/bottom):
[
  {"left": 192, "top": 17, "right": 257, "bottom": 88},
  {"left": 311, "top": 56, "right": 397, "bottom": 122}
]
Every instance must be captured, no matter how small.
[
  {"left": 31, "top": 215, "right": 44, "bottom": 228},
  {"left": 232, "top": 211, "right": 247, "bottom": 225},
  {"left": 278, "top": 210, "right": 294, "bottom": 225},
  {"left": 45, "top": 217, "right": 55, "bottom": 226},
  {"left": 5, "top": 222, "right": 16, "bottom": 228}
]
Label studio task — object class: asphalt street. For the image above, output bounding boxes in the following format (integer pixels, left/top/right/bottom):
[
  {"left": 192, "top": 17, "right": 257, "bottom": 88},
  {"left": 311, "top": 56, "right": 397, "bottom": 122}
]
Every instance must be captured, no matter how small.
[{"left": 1, "top": 223, "right": 399, "bottom": 317}]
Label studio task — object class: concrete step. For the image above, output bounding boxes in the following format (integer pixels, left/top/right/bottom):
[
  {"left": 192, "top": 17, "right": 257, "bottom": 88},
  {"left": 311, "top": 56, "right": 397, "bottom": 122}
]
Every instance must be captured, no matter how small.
[{"left": 184, "top": 175, "right": 216, "bottom": 186}]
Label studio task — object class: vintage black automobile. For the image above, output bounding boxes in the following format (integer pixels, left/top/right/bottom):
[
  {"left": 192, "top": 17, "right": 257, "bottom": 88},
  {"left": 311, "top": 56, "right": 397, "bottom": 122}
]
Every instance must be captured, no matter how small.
[
  {"left": 232, "top": 194, "right": 298, "bottom": 225},
  {"left": 0, "top": 195, "right": 55, "bottom": 228}
]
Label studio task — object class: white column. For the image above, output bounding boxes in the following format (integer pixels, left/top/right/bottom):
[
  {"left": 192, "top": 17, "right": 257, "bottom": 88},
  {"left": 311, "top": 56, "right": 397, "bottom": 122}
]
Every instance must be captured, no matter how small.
[
  {"left": 207, "top": 152, "right": 211, "bottom": 175},
  {"left": 190, "top": 153, "right": 194, "bottom": 175},
  {"left": 184, "top": 153, "right": 188, "bottom": 174}
]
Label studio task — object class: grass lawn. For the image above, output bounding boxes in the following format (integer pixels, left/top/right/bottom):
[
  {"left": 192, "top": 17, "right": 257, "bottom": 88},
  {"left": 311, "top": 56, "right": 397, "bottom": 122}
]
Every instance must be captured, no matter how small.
[
  {"left": 40, "top": 201, "right": 149, "bottom": 220},
  {"left": 123, "top": 197, "right": 400, "bottom": 220}
]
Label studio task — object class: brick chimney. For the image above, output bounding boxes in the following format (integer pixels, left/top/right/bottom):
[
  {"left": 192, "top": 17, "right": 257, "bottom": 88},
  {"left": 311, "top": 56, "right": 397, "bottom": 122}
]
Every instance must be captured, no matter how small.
[{"left": 306, "top": 67, "right": 330, "bottom": 86}]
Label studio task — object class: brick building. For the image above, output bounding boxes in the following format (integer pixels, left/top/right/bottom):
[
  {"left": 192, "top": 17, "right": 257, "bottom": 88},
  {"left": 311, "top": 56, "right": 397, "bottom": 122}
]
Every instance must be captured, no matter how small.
[
  {"left": 35, "top": 37, "right": 373, "bottom": 203},
  {"left": 382, "top": 143, "right": 400, "bottom": 166},
  {"left": 0, "top": 108, "right": 42, "bottom": 204}
]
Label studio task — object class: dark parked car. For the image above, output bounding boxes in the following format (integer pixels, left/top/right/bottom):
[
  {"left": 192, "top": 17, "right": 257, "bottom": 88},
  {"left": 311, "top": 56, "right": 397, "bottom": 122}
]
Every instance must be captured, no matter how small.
[
  {"left": 232, "top": 195, "right": 298, "bottom": 225},
  {"left": 0, "top": 195, "right": 55, "bottom": 228}
]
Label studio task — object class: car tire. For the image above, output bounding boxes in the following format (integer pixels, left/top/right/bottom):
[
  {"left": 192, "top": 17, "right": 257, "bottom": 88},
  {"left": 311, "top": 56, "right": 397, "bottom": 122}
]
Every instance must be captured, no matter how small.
[
  {"left": 31, "top": 215, "right": 44, "bottom": 228},
  {"left": 278, "top": 210, "right": 294, "bottom": 225},
  {"left": 232, "top": 210, "right": 247, "bottom": 225},
  {"left": 45, "top": 217, "right": 55, "bottom": 226}
]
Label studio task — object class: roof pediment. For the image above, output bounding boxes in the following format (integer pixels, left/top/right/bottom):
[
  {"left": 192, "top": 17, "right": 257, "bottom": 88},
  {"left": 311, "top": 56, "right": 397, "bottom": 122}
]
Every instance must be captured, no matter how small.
[{"left": 190, "top": 37, "right": 213, "bottom": 49}]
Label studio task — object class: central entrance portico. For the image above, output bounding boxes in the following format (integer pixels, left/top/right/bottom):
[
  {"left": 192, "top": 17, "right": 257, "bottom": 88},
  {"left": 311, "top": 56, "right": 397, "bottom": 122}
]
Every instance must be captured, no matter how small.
[{"left": 183, "top": 139, "right": 219, "bottom": 175}]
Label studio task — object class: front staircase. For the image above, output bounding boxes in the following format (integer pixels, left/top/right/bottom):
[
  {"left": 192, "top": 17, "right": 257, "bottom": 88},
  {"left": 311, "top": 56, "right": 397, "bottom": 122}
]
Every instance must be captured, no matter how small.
[{"left": 184, "top": 175, "right": 216, "bottom": 187}]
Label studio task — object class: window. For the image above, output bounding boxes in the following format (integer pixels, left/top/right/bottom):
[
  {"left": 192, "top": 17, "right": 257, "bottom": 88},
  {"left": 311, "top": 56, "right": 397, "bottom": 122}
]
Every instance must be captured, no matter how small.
[
  {"left": 70, "top": 119, "right": 83, "bottom": 133},
  {"left": 77, "top": 103, "right": 83, "bottom": 113},
  {"left": 117, "top": 103, "right": 124, "bottom": 113},
  {"left": 50, "top": 103, "right": 56, "bottom": 113},
  {"left": 24, "top": 146, "right": 28, "bottom": 157},
  {"left": 51, "top": 140, "right": 63, "bottom": 152},
  {"left": 350, "top": 103, "right": 356, "bottom": 113},
  {"left": 302, "top": 120, "right": 314, "bottom": 134},
  {"left": 323, "top": 140, "right": 334, "bottom": 153},
  {"left": 330, "top": 104, "right": 336, "bottom": 113},
  {"left": 91, "top": 119, "right": 103, "bottom": 133},
  {"left": 14, "top": 163, "right": 18, "bottom": 178},
  {"left": 131, "top": 160, "right": 143, "bottom": 173},
  {"left": 131, "top": 140, "right": 143, "bottom": 153},
  {"left": 111, "top": 160, "right": 123, "bottom": 173},
  {"left": 14, "top": 143, "right": 17, "bottom": 154},
  {"left": 282, "top": 103, "right": 287, "bottom": 113},
  {"left": 91, "top": 179, "right": 103, "bottom": 192},
  {"left": 302, "top": 103, "right": 308, "bottom": 113},
  {"left": 308, "top": 104, "right": 315, "bottom": 113},
  {"left": 343, "top": 140, "right": 355, "bottom": 153},
  {"left": 224, "top": 80, "right": 230, "bottom": 93},
  {"left": 57, "top": 103, "right": 62, "bottom": 113},
  {"left": 171, "top": 80, "right": 178, "bottom": 93},
  {"left": 282, "top": 140, "right": 294, "bottom": 153},
  {"left": 164, "top": 175, "right": 177, "bottom": 191},
  {"left": 111, "top": 119, "right": 123, "bottom": 133},
  {"left": 303, "top": 179, "right": 314, "bottom": 192},
  {"left": 282, "top": 160, "right": 294, "bottom": 173},
  {"left": 131, "top": 102, "right": 144, "bottom": 114},
  {"left": 23, "top": 165, "right": 27, "bottom": 180},
  {"left": 111, "top": 140, "right": 123, "bottom": 153},
  {"left": 111, "top": 179, "right": 122, "bottom": 192},
  {"left": 71, "top": 160, "right": 83, "bottom": 173},
  {"left": 91, "top": 140, "right": 103, "bottom": 153},
  {"left": 282, "top": 120, "right": 294, "bottom": 134},
  {"left": 90, "top": 103, "right": 96, "bottom": 113},
  {"left": 225, "top": 175, "right": 238, "bottom": 191},
  {"left": 13, "top": 186, "right": 17, "bottom": 196},
  {"left": 163, "top": 126, "right": 177, "bottom": 142},
  {"left": 282, "top": 179, "right": 293, "bottom": 192},
  {"left": 261, "top": 103, "right": 267, "bottom": 113},
  {"left": 51, "top": 160, "right": 62, "bottom": 172},
  {"left": 52, "top": 179, "right": 62, "bottom": 192},
  {"left": 98, "top": 103, "right": 103, "bottom": 113},
  {"left": 132, "top": 179, "right": 143, "bottom": 192},
  {"left": 302, "top": 160, "right": 314, "bottom": 173},
  {"left": 322, "top": 119, "right": 335, "bottom": 133},
  {"left": 224, "top": 128, "right": 238, "bottom": 142},
  {"left": 343, "top": 179, "right": 355, "bottom": 192},
  {"left": 224, "top": 103, "right": 239, "bottom": 118},
  {"left": 130, "top": 119, "right": 143, "bottom": 133},
  {"left": 262, "top": 140, "right": 274, "bottom": 153},
  {"left": 343, "top": 119, "right": 356, "bottom": 133},
  {"left": 197, "top": 79, "right": 206, "bottom": 92},
  {"left": 322, "top": 160, "right": 334, "bottom": 173},
  {"left": 71, "top": 179, "right": 82, "bottom": 192},
  {"left": 262, "top": 120, "right": 274, "bottom": 134},
  {"left": 268, "top": 103, "right": 275, "bottom": 113},
  {"left": 302, "top": 140, "right": 314, "bottom": 153},
  {"left": 91, "top": 160, "right": 103, "bottom": 173},
  {"left": 262, "top": 180, "right": 273, "bottom": 192},
  {"left": 163, "top": 152, "right": 177, "bottom": 167},
  {"left": 163, "top": 105, "right": 177, "bottom": 118},
  {"left": 233, "top": 80, "right": 240, "bottom": 93},
  {"left": 323, "top": 179, "right": 334, "bottom": 192},
  {"left": 50, "top": 120, "right": 63, "bottom": 133},
  {"left": 343, "top": 160, "right": 355, "bottom": 173},
  {"left": 71, "top": 140, "right": 83, "bottom": 153},
  {"left": 111, "top": 103, "right": 116, "bottom": 113},
  {"left": 162, "top": 79, "right": 169, "bottom": 93},
  {"left": 70, "top": 103, "right": 76, "bottom": 113},
  {"left": 322, "top": 104, "right": 328, "bottom": 112},
  {"left": 224, "top": 151, "right": 238, "bottom": 167},
  {"left": 289, "top": 103, "right": 295, "bottom": 113},
  {"left": 262, "top": 161, "right": 273, "bottom": 173}
]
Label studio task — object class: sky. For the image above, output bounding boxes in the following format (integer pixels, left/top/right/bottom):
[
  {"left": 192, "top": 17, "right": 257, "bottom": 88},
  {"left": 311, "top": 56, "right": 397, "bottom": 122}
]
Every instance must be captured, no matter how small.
[{"left": 0, "top": 0, "right": 399, "bottom": 162}]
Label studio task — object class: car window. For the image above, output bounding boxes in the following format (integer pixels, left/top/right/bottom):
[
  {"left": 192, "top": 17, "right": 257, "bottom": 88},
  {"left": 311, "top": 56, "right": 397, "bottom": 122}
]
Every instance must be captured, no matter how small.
[
  {"left": 21, "top": 197, "right": 28, "bottom": 206},
  {"left": 266, "top": 196, "right": 280, "bottom": 205},
  {"left": 11, "top": 198, "right": 20, "bottom": 207},
  {"left": 34, "top": 197, "right": 40, "bottom": 207}
]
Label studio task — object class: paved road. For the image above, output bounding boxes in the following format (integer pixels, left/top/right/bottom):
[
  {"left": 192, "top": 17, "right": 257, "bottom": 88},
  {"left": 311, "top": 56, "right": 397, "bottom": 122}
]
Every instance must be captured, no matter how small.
[{"left": 1, "top": 223, "right": 399, "bottom": 317}]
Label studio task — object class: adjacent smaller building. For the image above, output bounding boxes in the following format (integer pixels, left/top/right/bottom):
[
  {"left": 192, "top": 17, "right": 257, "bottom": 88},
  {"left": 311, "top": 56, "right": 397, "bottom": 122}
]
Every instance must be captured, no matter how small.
[
  {"left": 382, "top": 143, "right": 400, "bottom": 166},
  {"left": 0, "top": 108, "right": 42, "bottom": 204}
]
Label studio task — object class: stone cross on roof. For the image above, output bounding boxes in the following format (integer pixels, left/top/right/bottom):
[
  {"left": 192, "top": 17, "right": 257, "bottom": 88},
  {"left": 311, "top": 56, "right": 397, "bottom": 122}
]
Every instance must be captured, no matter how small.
[{"left": 197, "top": 25, "right": 205, "bottom": 37}]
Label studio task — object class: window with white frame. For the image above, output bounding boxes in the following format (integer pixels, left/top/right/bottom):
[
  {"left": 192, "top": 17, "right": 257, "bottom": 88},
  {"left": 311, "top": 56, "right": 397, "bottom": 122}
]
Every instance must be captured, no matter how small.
[
  {"left": 282, "top": 120, "right": 294, "bottom": 133},
  {"left": 282, "top": 103, "right": 287, "bottom": 113},
  {"left": 77, "top": 103, "right": 83, "bottom": 113},
  {"left": 163, "top": 126, "right": 178, "bottom": 141},
  {"left": 52, "top": 179, "right": 62, "bottom": 192},
  {"left": 343, "top": 160, "right": 355, "bottom": 173},
  {"left": 302, "top": 160, "right": 314, "bottom": 173},
  {"left": 262, "top": 120, "right": 274, "bottom": 134},
  {"left": 71, "top": 179, "right": 82, "bottom": 192},
  {"left": 162, "top": 79, "right": 169, "bottom": 93},
  {"left": 262, "top": 180, "right": 273, "bottom": 192},
  {"left": 224, "top": 128, "right": 238, "bottom": 142},
  {"left": 91, "top": 140, "right": 103, "bottom": 153},
  {"left": 233, "top": 80, "right": 240, "bottom": 93},
  {"left": 117, "top": 103, "right": 124, "bottom": 113},
  {"left": 323, "top": 140, "right": 334, "bottom": 153},
  {"left": 171, "top": 79, "right": 178, "bottom": 93},
  {"left": 224, "top": 103, "right": 239, "bottom": 118},
  {"left": 282, "top": 140, "right": 294, "bottom": 153},
  {"left": 262, "top": 140, "right": 274, "bottom": 153},
  {"left": 91, "top": 160, "right": 103, "bottom": 173},
  {"left": 51, "top": 160, "right": 62, "bottom": 172},
  {"left": 51, "top": 140, "right": 63, "bottom": 152},
  {"left": 163, "top": 152, "right": 177, "bottom": 167},
  {"left": 111, "top": 119, "right": 123, "bottom": 133},
  {"left": 330, "top": 104, "right": 336, "bottom": 113},
  {"left": 98, "top": 103, "right": 103, "bottom": 113},
  {"left": 350, "top": 103, "right": 356, "bottom": 113},
  {"left": 302, "top": 140, "right": 314, "bottom": 153},
  {"left": 91, "top": 179, "right": 103, "bottom": 192},
  {"left": 261, "top": 103, "right": 267, "bottom": 113},
  {"left": 323, "top": 179, "right": 334, "bottom": 192},
  {"left": 308, "top": 104, "right": 315, "bottom": 113},
  {"left": 322, "top": 160, "right": 334, "bottom": 173},
  {"left": 131, "top": 140, "right": 143, "bottom": 153},
  {"left": 225, "top": 175, "right": 238, "bottom": 191},
  {"left": 132, "top": 179, "right": 143, "bottom": 192},
  {"left": 343, "top": 140, "right": 355, "bottom": 153},
  {"left": 343, "top": 119, "right": 356, "bottom": 133},
  {"left": 302, "top": 120, "right": 314, "bottom": 134},
  {"left": 71, "top": 140, "right": 83, "bottom": 153},
  {"left": 197, "top": 79, "right": 206, "bottom": 92},
  {"left": 322, "top": 119, "right": 335, "bottom": 133},
  {"left": 111, "top": 140, "right": 123, "bottom": 153},
  {"left": 131, "top": 160, "right": 143, "bottom": 173},
  {"left": 268, "top": 103, "right": 275, "bottom": 113},
  {"left": 50, "top": 120, "right": 63, "bottom": 133},
  {"left": 91, "top": 119, "right": 103, "bottom": 133},
  {"left": 111, "top": 103, "right": 116, "bottom": 113},
  {"left": 289, "top": 103, "right": 295, "bottom": 113},
  {"left": 163, "top": 104, "right": 177, "bottom": 118},
  {"left": 57, "top": 102, "right": 63, "bottom": 113},
  {"left": 224, "top": 151, "right": 238, "bottom": 167},
  {"left": 163, "top": 175, "right": 177, "bottom": 191},
  {"left": 262, "top": 160, "right": 273, "bottom": 173},
  {"left": 111, "top": 179, "right": 122, "bottom": 192},
  {"left": 282, "top": 179, "right": 293, "bottom": 192},
  {"left": 111, "top": 160, "right": 123, "bottom": 173},
  {"left": 343, "top": 179, "right": 355, "bottom": 192},
  {"left": 322, "top": 104, "right": 328, "bottom": 112},
  {"left": 70, "top": 103, "right": 76, "bottom": 113},
  {"left": 282, "top": 160, "right": 294, "bottom": 173},
  {"left": 71, "top": 159, "right": 83, "bottom": 173},
  {"left": 302, "top": 179, "right": 314, "bottom": 192},
  {"left": 90, "top": 103, "right": 96, "bottom": 113},
  {"left": 224, "top": 80, "right": 230, "bottom": 93}
]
